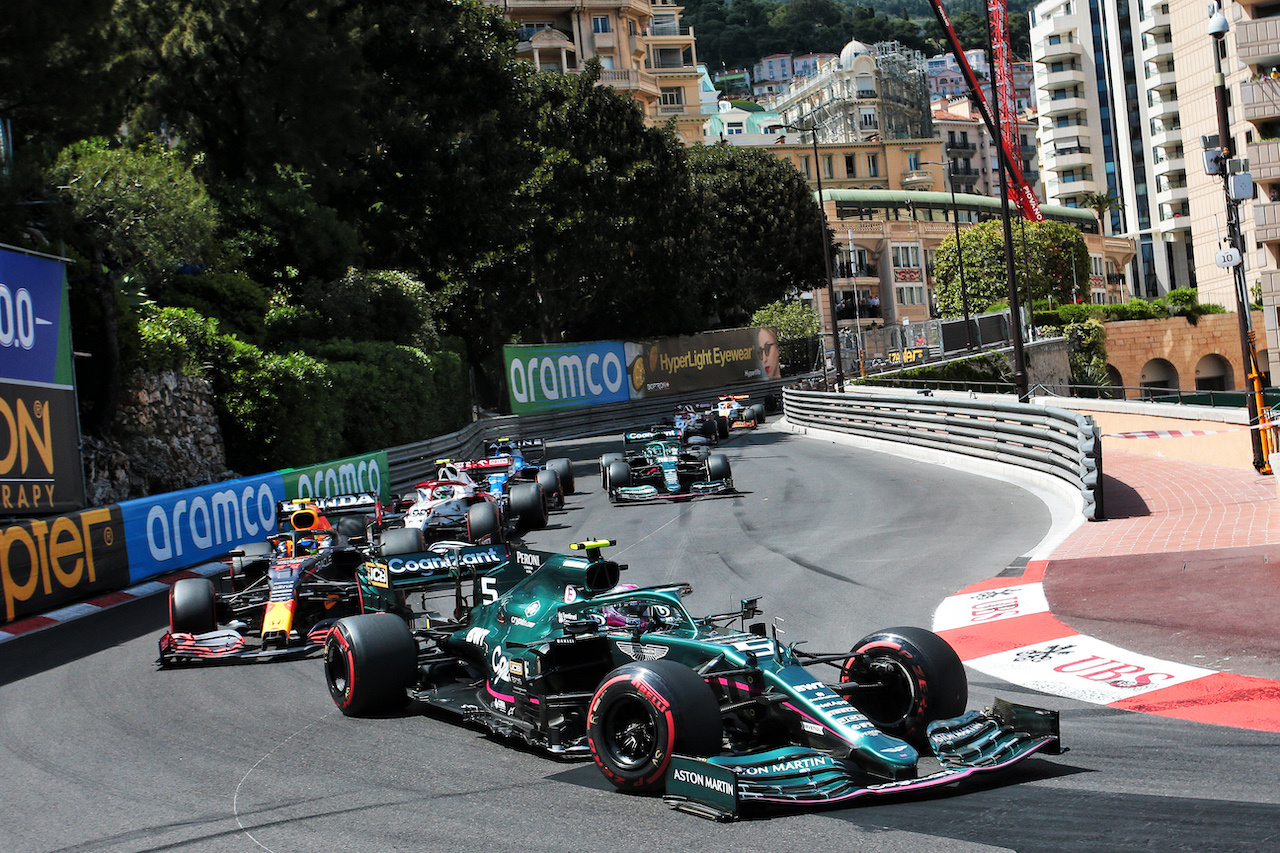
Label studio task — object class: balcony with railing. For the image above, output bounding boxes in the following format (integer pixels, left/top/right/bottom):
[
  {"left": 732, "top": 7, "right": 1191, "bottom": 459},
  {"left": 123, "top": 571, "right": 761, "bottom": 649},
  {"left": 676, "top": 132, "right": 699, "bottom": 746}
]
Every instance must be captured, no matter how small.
[
  {"left": 1236, "top": 16, "right": 1280, "bottom": 68},
  {"left": 1035, "top": 38, "right": 1084, "bottom": 64},
  {"left": 901, "top": 169, "right": 935, "bottom": 190},
  {"left": 1248, "top": 138, "right": 1280, "bottom": 181},
  {"left": 1255, "top": 199, "right": 1280, "bottom": 243},
  {"left": 1242, "top": 78, "right": 1280, "bottom": 123},
  {"left": 945, "top": 138, "right": 977, "bottom": 153},
  {"left": 1040, "top": 95, "right": 1089, "bottom": 117},
  {"left": 1140, "top": 36, "right": 1174, "bottom": 62}
]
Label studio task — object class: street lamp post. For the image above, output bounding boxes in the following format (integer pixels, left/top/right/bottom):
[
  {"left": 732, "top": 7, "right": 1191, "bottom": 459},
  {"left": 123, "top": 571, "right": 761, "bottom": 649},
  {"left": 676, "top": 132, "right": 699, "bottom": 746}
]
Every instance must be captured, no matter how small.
[
  {"left": 924, "top": 160, "right": 975, "bottom": 350},
  {"left": 1208, "top": 5, "right": 1270, "bottom": 473},
  {"left": 847, "top": 229, "right": 866, "bottom": 377},
  {"left": 786, "top": 123, "right": 845, "bottom": 390}
]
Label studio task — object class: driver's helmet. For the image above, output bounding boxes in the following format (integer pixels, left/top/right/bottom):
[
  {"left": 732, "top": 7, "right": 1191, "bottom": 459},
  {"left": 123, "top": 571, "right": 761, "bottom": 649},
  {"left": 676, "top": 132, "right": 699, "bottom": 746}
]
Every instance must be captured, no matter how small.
[
  {"left": 601, "top": 600, "right": 659, "bottom": 631},
  {"left": 295, "top": 537, "right": 317, "bottom": 556},
  {"left": 432, "top": 483, "right": 454, "bottom": 501}
]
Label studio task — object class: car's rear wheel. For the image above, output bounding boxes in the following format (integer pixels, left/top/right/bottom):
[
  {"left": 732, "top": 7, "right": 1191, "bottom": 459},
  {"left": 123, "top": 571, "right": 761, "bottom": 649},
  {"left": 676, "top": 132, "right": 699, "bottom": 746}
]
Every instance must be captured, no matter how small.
[
  {"left": 751, "top": 403, "right": 767, "bottom": 424},
  {"left": 466, "top": 501, "right": 504, "bottom": 544},
  {"left": 536, "top": 468, "right": 562, "bottom": 507},
  {"left": 169, "top": 577, "right": 217, "bottom": 634},
  {"left": 325, "top": 614, "right": 417, "bottom": 716},
  {"left": 379, "top": 526, "right": 423, "bottom": 557},
  {"left": 840, "top": 627, "right": 968, "bottom": 741},
  {"left": 587, "top": 661, "right": 722, "bottom": 793},
  {"left": 547, "top": 457, "right": 576, "bottom": 495},
  {"left": 600, "top": 453, "right": 625, "bottom": 488},
  {"left": 510, "top": 482, "right": 548, "bottom": 531}
]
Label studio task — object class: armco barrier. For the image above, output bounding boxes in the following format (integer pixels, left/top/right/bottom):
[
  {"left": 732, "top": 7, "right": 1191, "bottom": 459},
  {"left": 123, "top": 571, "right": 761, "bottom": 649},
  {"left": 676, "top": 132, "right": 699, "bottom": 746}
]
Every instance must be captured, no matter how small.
[
  {"left": 781, "top": 386, "right": 1104, "bottom": 520},
  {"left": 385, "top": 378, "right": 798, "bottom": 491}
]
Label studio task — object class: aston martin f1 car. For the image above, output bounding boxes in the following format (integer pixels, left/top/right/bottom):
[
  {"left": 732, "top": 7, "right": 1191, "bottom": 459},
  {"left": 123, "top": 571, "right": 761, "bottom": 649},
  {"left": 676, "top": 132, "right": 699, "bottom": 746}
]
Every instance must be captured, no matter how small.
[
  {"left": 323, "top": 540, "right": 1063, "bottom": 819},
  {"left": 157, "top": 496, "right": 376, "bottom": 665},
  {"left": 599, "top": 429, "right": 733, "bottom": 502}
]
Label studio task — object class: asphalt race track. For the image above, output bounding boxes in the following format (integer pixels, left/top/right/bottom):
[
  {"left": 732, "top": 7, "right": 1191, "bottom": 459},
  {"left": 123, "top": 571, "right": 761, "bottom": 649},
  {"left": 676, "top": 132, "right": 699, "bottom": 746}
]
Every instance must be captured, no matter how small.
[{"left": 2, "top": 424, "right": 1278, "bottom": 852}]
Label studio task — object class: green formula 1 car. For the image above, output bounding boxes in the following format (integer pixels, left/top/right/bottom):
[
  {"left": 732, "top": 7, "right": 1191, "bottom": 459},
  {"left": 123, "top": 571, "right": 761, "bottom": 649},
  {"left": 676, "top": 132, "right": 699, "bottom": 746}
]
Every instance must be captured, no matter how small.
[{"left": 323, "top": 539, "right": 1063, "bottom": 820}]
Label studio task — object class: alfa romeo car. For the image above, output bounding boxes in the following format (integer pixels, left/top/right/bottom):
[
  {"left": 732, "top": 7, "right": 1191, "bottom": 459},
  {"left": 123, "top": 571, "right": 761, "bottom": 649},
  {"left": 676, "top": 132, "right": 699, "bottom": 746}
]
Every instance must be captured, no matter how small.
[
  {"left": 399, "top": 463, "right": 539, "bottom": 544},
  {"left": 323, "top": 539, "right": 1063, "bottom": 819}
]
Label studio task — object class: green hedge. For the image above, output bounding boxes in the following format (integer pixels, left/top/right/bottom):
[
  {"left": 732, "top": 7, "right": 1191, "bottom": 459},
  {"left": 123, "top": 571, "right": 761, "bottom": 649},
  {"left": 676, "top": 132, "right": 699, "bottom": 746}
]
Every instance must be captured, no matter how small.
[{"left": 136, "top": 306, "right": 469, "bottom": 473}]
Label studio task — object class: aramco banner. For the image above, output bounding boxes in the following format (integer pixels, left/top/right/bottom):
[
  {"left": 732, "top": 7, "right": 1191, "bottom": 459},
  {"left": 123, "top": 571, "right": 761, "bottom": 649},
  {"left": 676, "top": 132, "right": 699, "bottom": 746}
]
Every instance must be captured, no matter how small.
[
  {"left": 503, "top": 328, "right": 779, "bottom": 414},
  {"left": 0, "top": 246, "right": 84, "bottom": 515},
  {"left": 504, "top": 341, "right": 631, "bottom": 414},
  {"left": 282, "top": 450, "right": 390, "bottom": 502}
]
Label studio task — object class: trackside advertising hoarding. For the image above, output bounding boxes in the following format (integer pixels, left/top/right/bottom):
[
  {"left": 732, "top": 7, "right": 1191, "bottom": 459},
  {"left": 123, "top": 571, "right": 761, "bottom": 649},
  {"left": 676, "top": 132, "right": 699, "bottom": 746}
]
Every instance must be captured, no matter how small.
[
  {"left": 0, "top": 246, "right": 85, "bottom": 515},
  {"left": 624, "top": 327, "right": 776, "bottom": 398},
  {"left": 282, "top": 450, "right": 390, "bottom": 501},
  {"left": 504, "top": 341, "right": 631, "bottom": 414},
  {"left": 0, "top": 504, "right": 128, "bottom": 623},
  {"left": 118, "top": 472, "right": 286, "bottom": 582},
  {"left": 504, "top": 330, "right": 778, "bottom": 412}
]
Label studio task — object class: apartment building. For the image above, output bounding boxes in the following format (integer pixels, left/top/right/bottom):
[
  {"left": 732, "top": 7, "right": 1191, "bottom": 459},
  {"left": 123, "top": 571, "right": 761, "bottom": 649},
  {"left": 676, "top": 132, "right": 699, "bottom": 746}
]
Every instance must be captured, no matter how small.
[
  {"left": 1030, "top": 0, "right": 1276, "bottom": 382},
  {"left": 1030, "top": 0, "right": 1193, "bottom": 302},
  {"left": 493, "top": 0, "right": 705, "bottom": 143}
]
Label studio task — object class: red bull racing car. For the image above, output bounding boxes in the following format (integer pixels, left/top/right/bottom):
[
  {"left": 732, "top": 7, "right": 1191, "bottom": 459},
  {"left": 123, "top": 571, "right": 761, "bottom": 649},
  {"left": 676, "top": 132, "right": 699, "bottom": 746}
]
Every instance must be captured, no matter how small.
[{"left": 156, "top": 496, "right": 379, "bottom": 665}]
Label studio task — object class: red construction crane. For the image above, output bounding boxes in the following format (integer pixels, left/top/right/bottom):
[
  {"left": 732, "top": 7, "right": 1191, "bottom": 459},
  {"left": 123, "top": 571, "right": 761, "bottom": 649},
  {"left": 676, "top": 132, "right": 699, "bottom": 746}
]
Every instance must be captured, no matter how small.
[{"left": 926, "top": 0, "right": 1043, "bottom": 222}]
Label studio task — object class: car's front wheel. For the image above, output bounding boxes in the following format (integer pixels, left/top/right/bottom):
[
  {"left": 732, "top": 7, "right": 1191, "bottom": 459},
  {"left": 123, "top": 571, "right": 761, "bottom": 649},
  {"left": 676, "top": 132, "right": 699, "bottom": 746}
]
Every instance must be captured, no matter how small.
[
  {"left": 840, "top": 627, "right": 968, "bottom": 741},
  {"left": 599, "top": 453, "right": 625, "bottom": 488},
  {"left": 325, "top": 614, "right": 417, "bottom": 716},
  {"left": 587, "top": 661, "right": 722, "bottom": 793},
  {"left": 169, "top": 577, "right": 216, "bottom": 634}
]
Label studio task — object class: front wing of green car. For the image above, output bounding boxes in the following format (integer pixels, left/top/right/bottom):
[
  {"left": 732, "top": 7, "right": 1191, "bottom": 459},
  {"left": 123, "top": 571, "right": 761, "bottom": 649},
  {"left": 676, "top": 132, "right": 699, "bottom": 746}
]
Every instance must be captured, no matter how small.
[{"left": 664, "top": 700, "right": 1063, "bottom": 820}]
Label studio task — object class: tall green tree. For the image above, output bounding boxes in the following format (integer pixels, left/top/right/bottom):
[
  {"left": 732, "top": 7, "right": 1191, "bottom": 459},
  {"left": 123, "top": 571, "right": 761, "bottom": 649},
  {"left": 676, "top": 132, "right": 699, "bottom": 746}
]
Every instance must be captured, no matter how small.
[
  {"left": 932, "top": 219, "right": 1089, "bottom": 316},
  {"left": 686, "top": 143, "right": 828, "bottom": 327},
  {"left": 47, "top": 139, "right": 218, "bottom": 433},
  {"left": 454, "top": 62, "right": 699, "bottom": 357},
  {"left": 0, "top": 0, "right": 127, "bottom": 152}
]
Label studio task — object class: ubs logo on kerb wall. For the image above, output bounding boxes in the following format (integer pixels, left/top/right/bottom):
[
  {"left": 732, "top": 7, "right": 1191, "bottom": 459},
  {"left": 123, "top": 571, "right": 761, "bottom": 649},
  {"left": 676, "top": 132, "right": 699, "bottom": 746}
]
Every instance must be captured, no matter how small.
[
  {"left": 119, "top": 473, "right": 286, "bottom": 581},
  {"left": 503, "top": 342, "right": 631, "bottom": 414}
]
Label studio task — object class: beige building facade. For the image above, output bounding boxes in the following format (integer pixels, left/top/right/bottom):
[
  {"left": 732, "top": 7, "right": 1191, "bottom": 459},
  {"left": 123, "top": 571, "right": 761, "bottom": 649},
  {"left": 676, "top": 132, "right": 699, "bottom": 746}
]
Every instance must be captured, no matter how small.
[{"left": 491, "top": 0, "right": 706, "bottom": 143}]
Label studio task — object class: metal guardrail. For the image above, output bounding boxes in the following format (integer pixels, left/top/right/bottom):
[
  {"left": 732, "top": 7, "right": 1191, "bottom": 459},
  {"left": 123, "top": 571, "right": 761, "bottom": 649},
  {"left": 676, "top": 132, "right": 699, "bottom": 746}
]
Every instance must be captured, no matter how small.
[
  {"left": 386, "top": 379, "right": 1105, "bottom": 521},
  {"left": 384, "top": 378, "right": 798, "bottom": 493},
  {"left": 782, "top": 387, "right": 1104, "bottom": 520}
]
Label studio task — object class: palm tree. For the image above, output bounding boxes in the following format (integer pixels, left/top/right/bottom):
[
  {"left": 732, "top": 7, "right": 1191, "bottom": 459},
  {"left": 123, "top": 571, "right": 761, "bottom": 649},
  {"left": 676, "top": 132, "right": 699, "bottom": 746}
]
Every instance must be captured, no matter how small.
[{"left": 1081, "top": 191, "right": 1123, "bottom": 233}]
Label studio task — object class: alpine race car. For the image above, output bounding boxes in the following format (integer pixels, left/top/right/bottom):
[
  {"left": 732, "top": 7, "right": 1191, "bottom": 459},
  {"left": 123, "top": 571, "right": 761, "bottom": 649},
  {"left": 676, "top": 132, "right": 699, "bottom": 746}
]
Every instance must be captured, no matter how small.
[
  {"left": 399, "top": 463, "right": 538, "bottom": 544},
  {"left": 718, "top": 394, "right": 766, "bottom": 430},
  {"left": 599, "top": 429, "right": 733, "bottom": 502},
  {"left": 322, "top": 540, "right": 1063, "bottom": 820},
  {"left": 456, "top": 438, "right": 575, "bottom": 511},
  {"left": 157, "top": 496, "right": 375, "bottom": 665}
]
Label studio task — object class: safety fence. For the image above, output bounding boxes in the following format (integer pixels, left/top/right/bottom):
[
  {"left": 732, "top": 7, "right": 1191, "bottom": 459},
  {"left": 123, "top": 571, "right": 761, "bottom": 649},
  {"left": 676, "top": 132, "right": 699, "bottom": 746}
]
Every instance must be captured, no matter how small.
[{"left": 781, "top": 386, "right": 1104, "bottom": 520}]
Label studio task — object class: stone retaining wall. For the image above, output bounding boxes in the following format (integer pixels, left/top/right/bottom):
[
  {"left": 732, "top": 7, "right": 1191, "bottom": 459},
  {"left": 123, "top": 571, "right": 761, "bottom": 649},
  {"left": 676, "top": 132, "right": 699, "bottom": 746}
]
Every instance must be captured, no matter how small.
[{"left": 81, "top": 370, "right": 233, "bottom": 506}]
